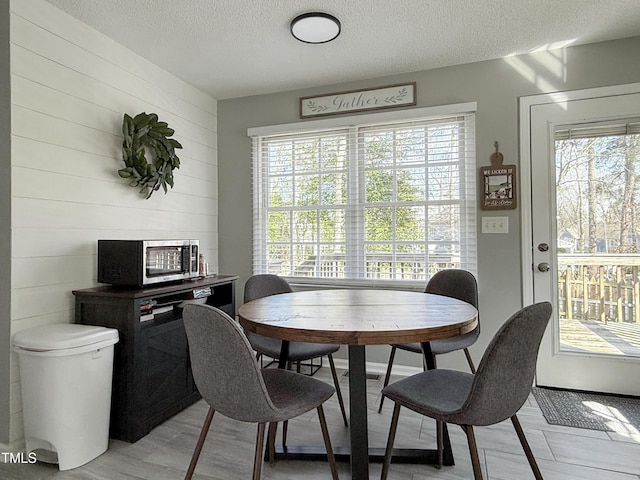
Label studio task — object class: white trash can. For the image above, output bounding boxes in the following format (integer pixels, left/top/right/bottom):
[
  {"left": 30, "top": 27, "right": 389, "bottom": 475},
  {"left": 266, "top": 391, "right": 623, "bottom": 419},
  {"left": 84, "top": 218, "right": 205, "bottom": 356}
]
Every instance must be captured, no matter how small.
[{"left": 13, "top": 323, "right": 119, "bottom": 471}]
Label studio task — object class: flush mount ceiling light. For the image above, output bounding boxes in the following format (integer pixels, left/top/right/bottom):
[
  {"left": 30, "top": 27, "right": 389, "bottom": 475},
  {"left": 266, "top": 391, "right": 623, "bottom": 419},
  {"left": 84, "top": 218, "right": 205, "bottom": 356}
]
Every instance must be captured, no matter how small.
[{"left": 290, "top": 12, "right": 341, "bottom": 44}]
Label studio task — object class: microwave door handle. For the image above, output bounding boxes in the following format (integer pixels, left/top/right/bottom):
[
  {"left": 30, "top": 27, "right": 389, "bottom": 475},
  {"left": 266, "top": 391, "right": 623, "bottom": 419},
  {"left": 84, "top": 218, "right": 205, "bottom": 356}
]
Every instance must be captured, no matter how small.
[{"left": 181, "top": 247, "right": 190, "bottom": 273}]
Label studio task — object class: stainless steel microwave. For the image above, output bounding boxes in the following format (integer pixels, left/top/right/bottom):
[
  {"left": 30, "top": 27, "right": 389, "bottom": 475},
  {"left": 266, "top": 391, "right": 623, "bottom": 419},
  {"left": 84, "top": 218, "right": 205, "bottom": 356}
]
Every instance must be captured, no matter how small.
[{"left": 97, "top": 239, "right": 200, "bottom": 287}]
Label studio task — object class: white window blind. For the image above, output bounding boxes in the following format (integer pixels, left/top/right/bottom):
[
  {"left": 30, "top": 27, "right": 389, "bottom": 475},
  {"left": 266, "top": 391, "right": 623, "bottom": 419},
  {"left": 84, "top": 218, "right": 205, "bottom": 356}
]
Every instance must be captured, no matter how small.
[
  {"left": 249, "top": 104, "right": 477, "bottom": 287},
  {"left": 555, "top": 117, "right": 640, "bottom": 140}
]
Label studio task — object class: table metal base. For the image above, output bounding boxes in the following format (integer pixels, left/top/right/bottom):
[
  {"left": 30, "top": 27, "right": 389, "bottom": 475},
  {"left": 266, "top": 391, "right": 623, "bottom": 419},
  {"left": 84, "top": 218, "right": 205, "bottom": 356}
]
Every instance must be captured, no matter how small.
[
  {"left": 268, "top": 441, "right": 454, "bottom": 466},
  {"left": 267, "top": 343, "right": 455, "bottom": 480}
]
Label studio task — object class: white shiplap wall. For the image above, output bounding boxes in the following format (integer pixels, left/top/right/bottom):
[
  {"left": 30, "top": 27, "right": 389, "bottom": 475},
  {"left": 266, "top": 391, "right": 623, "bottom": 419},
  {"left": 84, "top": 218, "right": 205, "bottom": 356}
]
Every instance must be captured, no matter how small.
[{"left": 7, "top": 0, "right": 218, "bottom": 447}]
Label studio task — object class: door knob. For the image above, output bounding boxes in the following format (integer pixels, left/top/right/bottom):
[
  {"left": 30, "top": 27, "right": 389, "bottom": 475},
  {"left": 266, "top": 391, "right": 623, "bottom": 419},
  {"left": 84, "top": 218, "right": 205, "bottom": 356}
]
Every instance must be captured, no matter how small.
[{"left": 537, "top": 262, "right": 550, "bottom": 272}]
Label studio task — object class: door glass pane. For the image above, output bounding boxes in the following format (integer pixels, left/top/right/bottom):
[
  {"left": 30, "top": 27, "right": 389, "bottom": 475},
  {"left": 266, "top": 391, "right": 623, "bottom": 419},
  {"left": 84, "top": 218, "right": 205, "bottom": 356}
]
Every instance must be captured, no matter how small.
[{"left": 555, "top": 129, "right": 640, "bottom": 357}]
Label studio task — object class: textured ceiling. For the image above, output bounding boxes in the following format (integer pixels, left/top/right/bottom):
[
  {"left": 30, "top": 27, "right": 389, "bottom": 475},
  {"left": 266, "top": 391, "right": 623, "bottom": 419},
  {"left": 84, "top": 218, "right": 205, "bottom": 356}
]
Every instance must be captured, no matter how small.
[{"left": 43, "top": 0, "right": 640, "bottom": 100}]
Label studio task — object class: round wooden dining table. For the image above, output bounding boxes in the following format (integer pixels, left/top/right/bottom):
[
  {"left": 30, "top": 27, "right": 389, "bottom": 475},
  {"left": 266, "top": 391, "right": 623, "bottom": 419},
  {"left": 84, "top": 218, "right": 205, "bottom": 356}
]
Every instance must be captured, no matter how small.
[{"left": 238, "top": 289, "right": 478, "bottom": 480}]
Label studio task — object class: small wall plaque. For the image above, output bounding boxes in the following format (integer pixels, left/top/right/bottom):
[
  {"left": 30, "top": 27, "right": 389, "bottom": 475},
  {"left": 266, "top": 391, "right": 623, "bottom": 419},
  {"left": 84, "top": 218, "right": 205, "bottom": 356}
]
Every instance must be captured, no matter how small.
[
  {"left": 481, "top": 142, "right": 517, "bottom": 210},
  {"left": 300, "top": 82, "right": 416, "bottom": 118}
]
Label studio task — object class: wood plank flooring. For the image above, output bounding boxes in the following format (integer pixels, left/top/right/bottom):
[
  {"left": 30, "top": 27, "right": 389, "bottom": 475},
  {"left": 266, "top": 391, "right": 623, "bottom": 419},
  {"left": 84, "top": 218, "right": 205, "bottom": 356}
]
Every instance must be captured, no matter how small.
[{"left": 2, "top": 366, "right": 640, "bottom": 479}]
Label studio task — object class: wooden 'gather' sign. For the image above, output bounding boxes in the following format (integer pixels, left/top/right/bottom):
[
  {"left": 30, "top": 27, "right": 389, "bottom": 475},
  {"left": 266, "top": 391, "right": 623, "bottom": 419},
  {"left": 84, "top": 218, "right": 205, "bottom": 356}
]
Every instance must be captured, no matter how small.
[{"left": 300, "top": 83, "right": 416, "bottom": 118}]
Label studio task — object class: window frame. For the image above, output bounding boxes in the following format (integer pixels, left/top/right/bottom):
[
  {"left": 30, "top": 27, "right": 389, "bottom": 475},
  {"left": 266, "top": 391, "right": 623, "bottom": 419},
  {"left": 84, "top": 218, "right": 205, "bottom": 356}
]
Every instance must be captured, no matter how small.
[{"left": 248, "top": 102, "right": 478, "bottom": 288}]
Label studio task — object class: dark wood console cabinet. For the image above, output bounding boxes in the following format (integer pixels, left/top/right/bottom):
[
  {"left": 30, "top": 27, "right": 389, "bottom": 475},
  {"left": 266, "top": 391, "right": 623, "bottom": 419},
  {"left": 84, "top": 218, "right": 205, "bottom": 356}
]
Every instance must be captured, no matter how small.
[{"left": 73, "top": 275, "right": 238, "bottom": 443}]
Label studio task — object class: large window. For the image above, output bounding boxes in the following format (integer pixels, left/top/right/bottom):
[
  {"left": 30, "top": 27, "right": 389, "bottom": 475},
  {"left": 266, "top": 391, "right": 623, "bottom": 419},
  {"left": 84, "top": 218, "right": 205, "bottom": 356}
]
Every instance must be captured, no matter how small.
[{"left": 249, "top": 104, "right": 477, "bottom": 287}]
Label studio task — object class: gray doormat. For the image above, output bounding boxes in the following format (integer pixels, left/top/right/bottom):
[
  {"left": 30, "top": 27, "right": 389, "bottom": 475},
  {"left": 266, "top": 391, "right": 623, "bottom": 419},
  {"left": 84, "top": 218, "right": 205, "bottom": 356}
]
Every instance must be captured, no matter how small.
[{"left": 532, "top": 387, "right": 640, "bottom": 432}]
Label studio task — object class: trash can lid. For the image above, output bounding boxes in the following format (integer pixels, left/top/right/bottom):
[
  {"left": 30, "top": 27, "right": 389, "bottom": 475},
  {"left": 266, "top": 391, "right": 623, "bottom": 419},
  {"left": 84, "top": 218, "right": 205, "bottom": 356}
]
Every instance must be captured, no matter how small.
[{"left": 13, "top": 323, "right": 119, "bottom": 352}]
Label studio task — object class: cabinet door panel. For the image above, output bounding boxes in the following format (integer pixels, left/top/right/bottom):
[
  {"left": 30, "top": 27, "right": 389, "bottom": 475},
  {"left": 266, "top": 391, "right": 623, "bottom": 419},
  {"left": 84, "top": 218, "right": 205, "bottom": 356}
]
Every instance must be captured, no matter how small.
[{"left": 141, "top": 319, "right": 192, "bottom": 417}]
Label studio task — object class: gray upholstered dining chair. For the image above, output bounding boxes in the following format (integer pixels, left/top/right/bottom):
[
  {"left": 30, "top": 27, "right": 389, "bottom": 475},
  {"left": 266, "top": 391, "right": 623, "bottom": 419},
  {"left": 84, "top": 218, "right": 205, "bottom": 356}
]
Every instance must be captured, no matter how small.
[
  {"left": 244, "top": 274, "right": 348, "bottom": 427},
  {"left": 378, "top": 269, "right": 479, "bottom": 413},
  {"left": 182, "top": 304, "right": 339, "bottom": 480},
  {"left": 380, "top": 301, "right": 552, "bottom": 480}
]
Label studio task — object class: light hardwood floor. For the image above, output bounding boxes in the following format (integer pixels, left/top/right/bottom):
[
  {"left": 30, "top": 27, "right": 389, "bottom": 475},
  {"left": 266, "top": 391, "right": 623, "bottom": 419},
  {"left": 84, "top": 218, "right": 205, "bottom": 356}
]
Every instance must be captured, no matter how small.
[{"left": 2, "top": 366, "right": 640, "bottom": 479}]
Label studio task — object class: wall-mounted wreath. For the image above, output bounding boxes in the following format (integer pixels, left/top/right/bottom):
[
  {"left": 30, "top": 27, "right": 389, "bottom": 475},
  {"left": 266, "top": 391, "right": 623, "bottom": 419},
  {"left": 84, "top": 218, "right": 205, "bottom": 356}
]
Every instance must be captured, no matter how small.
[{"left": 118, "top": 112, "right": 183, "bottom": 199}]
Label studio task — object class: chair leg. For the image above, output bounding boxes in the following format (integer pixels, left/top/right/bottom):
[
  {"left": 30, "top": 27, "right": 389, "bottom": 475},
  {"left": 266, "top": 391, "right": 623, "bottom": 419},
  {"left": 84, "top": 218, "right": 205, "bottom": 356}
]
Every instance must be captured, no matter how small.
[
  {"left": 436, "top": 420, "right": 443, "bottom": 469},
  {"left": 328, "top": 354, "right": 348, "bottom": 426},
  {"left": 511, "top": 415, "right": 543, "bottom": 480},
  {"left": 378, "top": 346, "right": 397, "bottom": 413},
  {"left": 463, "top": 425, "right": 483, "bottom": 480},
  {"left": 267, "top": 422, "right": 277, "bottom": 464},
  {"left": 381, "top": 402, "right": 401, "bottom": 480},
  {"left": 184, "top": 407, "right": 215, "bottom": 480},
  {"left": 464, "top": 348, "right": 476, "bottom": 374},
  {"left": 276, "top": 361, "right": 292, "bottom": 449},
  {"left": 252, "top": 423, "right": 266, "bottom": 480},
  {"left": 316, "top": 405, "right": 340, "bottom": 480},
  {"left": 282, "top": 420, "right": 288, "bottom": 449}
]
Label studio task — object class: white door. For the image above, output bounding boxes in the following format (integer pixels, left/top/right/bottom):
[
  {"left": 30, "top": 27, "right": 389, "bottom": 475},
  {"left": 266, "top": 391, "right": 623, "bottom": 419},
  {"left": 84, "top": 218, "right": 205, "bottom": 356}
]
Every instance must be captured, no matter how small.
[{"left": 522, "top": 84, "right": 640, "bottom": 395}]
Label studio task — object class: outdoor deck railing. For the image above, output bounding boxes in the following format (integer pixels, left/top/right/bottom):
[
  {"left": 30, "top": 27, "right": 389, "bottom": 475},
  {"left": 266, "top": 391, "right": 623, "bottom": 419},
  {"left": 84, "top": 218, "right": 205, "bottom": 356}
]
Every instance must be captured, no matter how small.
[
  {"left": 558, "top": 254, "right": 640, "bottom": 324},
  {"left": 277, "top": 253, "right": 640, "bottom": 324},
  {"left": 290, "top": 252, "right": 460, "bottom": 280}
]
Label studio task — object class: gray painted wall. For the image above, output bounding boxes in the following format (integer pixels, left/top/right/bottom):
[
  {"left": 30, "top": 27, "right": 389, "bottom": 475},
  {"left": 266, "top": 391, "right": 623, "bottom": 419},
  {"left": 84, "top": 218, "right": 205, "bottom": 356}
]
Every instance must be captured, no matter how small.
[
  {"left": 0, "top": 0, "right": 11, "bottom": 445},
  {"left": 218, "top": 36, "right": 640, "bottom": 370}
]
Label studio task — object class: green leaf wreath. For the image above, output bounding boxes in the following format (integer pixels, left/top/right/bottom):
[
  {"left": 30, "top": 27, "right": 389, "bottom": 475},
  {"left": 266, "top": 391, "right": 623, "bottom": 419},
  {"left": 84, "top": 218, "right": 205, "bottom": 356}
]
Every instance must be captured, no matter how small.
[{"left": 118, "top": 112, "right": 183, "bottom": 199}]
